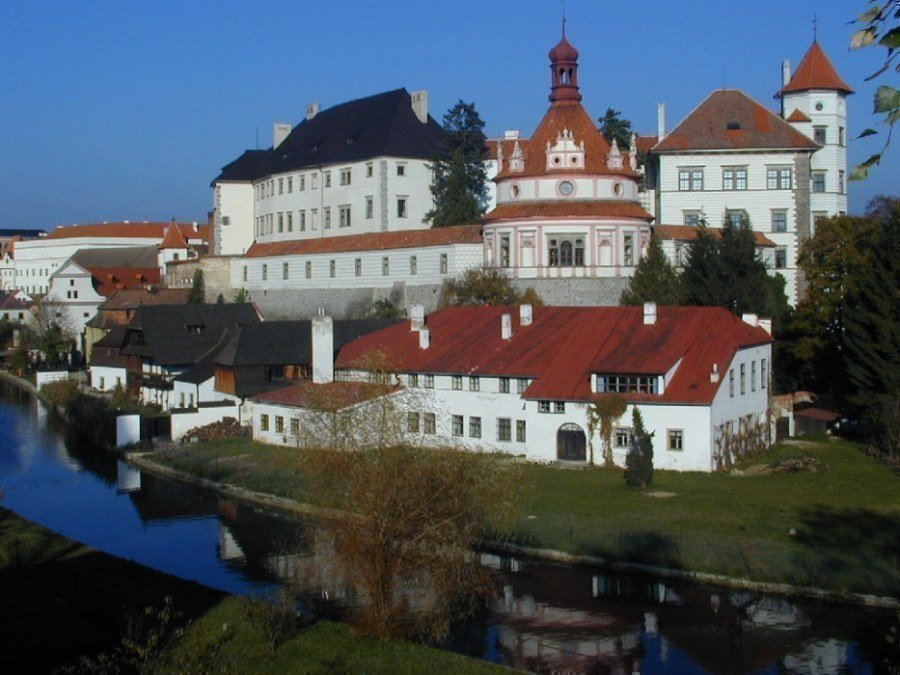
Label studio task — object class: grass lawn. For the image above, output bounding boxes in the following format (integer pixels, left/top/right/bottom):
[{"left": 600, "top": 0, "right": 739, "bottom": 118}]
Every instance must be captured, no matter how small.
[
  {"left": 148, "top": 437, "right": 900, "bottom": 597},
  {"left": 156, "top": 596, "right": 505, "bottom": 674}
]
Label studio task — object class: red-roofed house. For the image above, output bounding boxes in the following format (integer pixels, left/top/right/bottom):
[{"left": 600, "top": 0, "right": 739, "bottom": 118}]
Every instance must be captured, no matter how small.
[
  {"left": 326, "top": 303, "right": 773, "bottom": 472},
  {"left": 648, "top": 41, "right": 851, "bottom": 304}
]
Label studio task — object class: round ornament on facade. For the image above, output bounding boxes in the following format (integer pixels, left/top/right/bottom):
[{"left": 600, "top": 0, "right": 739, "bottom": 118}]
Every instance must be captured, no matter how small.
[
  {"left": 510, "top": 184, "right": 520, "bottom": 198},
  {"left": 815, "top": 101, "right": 824, "bottom": 111},
  {"left": 559, "top": 180, "right": 574, "bottom": 196},
  {"left": 613, "top": 182, "right": 623, "bottom": 196}
]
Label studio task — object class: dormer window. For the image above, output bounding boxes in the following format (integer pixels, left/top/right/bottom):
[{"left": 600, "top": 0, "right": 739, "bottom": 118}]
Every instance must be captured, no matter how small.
[
  {"left": 185, "top": 324, "right": 205, "bottom": 334},
  {"left": 545, "top": 128, "right": 584, "bottom": 170},
  {"left": 596, "top": 374, "right": 659, "bottom": 394}
]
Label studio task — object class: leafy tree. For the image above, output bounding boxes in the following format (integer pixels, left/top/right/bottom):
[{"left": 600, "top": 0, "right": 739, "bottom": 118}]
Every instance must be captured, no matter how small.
[
  {"left": 842, "top": 200, "right": 900, "bottom": 455},
  {"left": 598, "top": 107, "right": 633, "bottom": 149},
  {"left": 849, "top": 1, "right": 899, "bottom": 180},
  {"left": 233, "top": 288, "right": 249, "bottom": 303},
  {"left": 444, "top": 268, "right": 542, "bottom": 307},
  {"left": 370, "top": 298, "right": 404, "bottom": 319},
  {"left": 426, "top": 101, "right": 488, "bottom": 228},
  {"left": 586, "top": 394, "right": 628, "bottom": 467},
  {"left": 187, "top": 270, "right": 205, "bottom": 304},
  {"left": 620, "top": 236, "right": 683, "bottom": 305},
  {"left": 624, "top": 408, "right": 654, "bottom": 489}
]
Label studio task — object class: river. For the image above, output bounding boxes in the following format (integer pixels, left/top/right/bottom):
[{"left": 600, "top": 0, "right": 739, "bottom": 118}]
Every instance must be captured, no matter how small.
[{"left": 0, "top": 381, "right": 895, "bottom": 673}]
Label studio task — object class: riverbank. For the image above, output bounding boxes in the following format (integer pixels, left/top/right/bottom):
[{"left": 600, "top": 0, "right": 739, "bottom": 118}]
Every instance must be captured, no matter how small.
[
  {"left": 0, "top": 508, "right": 505, "bottom": 673},
  {"left": 139, "top": 437, "right": 900, "bottom": 605}
]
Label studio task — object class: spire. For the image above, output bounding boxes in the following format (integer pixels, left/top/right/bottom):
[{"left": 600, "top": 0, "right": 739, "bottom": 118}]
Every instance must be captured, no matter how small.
[
  {"left": 548, "top": 25, "right": 581, "bottom": 104},
  {"left": 777, "top": 41, "right": 854, "bottom": 97}
]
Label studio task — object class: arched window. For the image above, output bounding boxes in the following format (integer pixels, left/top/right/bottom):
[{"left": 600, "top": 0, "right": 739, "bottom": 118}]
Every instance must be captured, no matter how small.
[{"left": 549, "top": 237, "right": 586, "bottom": 267}]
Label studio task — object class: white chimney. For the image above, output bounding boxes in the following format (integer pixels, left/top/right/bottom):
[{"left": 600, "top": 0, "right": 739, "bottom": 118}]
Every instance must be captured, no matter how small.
[
  {"left": 519, "top": 304, "right": 533, "bottom": 326},
  {"left": 306, "top": 102, "right": 320, "bottom": 121},
  {"left": 504, "top": 130, "right": 520, "bottom": 140},
  {"left": 710, "top": 363, "right": 720, "bottom": 383},
  {"left": 758, "top": 318, "right": 773, "bottom": 336},
  {"left": 311, "top": 316, "right": 334, "bottom": 384},
  {"left": 501, "top": 313, "right": 512, "bottom": 340},
  {"left": 643, "top": 301, "right": 657, "bottom": 325},
  {"left": 410, "top": 90, "right": 428, "bottom": 124},
  {"left": 742, "top": 313, "right": 759, "bottom": 328},
  {"left": 418, "top": 328, "right": 430, "bottom": 350},
  {"left": 782, "top": 60, "right": 791, "bottom": 87},
  {"left": 410, "top": 303, "right": 425, "bottom": 331},
  {"left": 657, "top": 103, "right": 666, "bottom": 140},
  {"left": 273, "top": 122, "right": 291, "bottom": 148}
]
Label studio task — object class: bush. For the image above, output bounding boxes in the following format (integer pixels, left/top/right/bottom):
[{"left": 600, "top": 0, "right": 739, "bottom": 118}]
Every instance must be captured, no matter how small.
[
  {"left": 625, "top": 408, "right": 653, "bottom": 489},
  {"left": 40, "top": 379, "right": 79, "bottom": 408}
]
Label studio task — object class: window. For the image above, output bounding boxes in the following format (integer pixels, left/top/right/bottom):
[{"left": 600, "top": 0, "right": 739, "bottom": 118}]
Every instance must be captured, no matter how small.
[
  {"left": 497, "top": 418, "right": 512, "bottom": 441},
  {"left": 729, "top": 368, "right": 735, "bottom": 397},
  {"left": 366, "top": 162, "right": 373, "bottom": 178},
  {"left": 683, "top": 211, "right": 701, "bottom": 226},
  {"left": 623, "top": 234, "right": 634, "bottom": 266},
  {"left": 305, "top": 261, "right": 312, "bottom": 278},
  {"left": 278, "top": 178, "right": 283, "bottom": 194},
  {"left": 329, "top": 260, "right": 336, "bottom": 278},
  {"left": 726, "top": 210, "right": 746, "bottom": 228},
  {"left": 324, "top": 171, "right": 331, "bottom": 188},
  {"left": 499, "top": 235, "right": 511, "bottom": 268},
  {"left": 614, "top": 428, "right": 631, "bottom": 448},
  {"left": 287, "top": 211, "right": 293, "bottom": 231},
  {"left": 771, "top": 211, "right": 787, "bottom": 233},
  {"left": 602, "top": 375, "right": 659, "bottom": 394},
  {"left": 382, "top": 257, "right": 389, "bottom": 276},
  {"left": 424, "top": 374, "right": 434, "bottom": 388},
  {"left": 813, "top": 126, "right": 826, "bottom": 145},
  {"left": 311, "top": 173, "right": 318, "bottom": 189},
  {"left": 722, "top": 167, "right": 747, "bottom": 190},
  {"left": 767, "top": 167, "right": 792, "bottom": 190},
  {"left": 499, "top": 377, "right": 510, "bottom": 393},
  {"left": 517, "top": 378, "right": 527, "bottom": 394},
  {"left": 554, "top": 401, "right": 566, "bottom": 414},
  {"left": 668, "top": 429, "right": 684, "bottom": 451},
  {"left": 282, "top": 262, "right": 289, "bottom": 280},
  {"left": 277, "top": 212, "right": 283, "bottom": 232},
  {"left": 440, "top": 253, "right": 448, "bottom": 274},
  {"left": 260, "top": 414, "right": 270, "bottom": 432},
  {"left": 451, "top": 415, "right": 464, "bottom": 437},
  {"left": 812, "top": 172, "right": 826, "bottom": 193},
  {"left": 396, "top": 163, "right": 406, "bottom": 176},
  {"left": 452, "top": 375, "right": 462, "bottom": 390},
  {"left": 548, "top": 237, "right": 585, "bottom": 266},
  {"left": 299, "top": 210, "right": 306, "bottom": 231},
  {"left": 774, "top": 248, "right": 787, "bottom": 269},
  {"left": 839, "top": 126, "right": 845, "bottom": 146},
  {"left": 275, "top": 416, "right": 284, "bottom": 434},
  {"left": 299, "top": 175, "right": 305, "bottom": 191},
  {"left": 678, "top": 168, "right": 704, "bottom": 191},
  {"left": 397, "top": 197, "right": 408, "bottom": 218},
  {"left": 839, "top": 170, "right": 845, "bottom": 194},
  {"left": 262, "top": 264, "right": 268, "bottom": 281},
  {"left": 740, "top": 363, "right": 746, "bottom": 395},
  {"left": 424, "top": 413, "right": 436, "bottom": 434},
  {"left": 339, "top": 205, "right": 351, "bottom": 228},
  {"left": 311, "top": 208, "right": 318, "bottom": 230},
  {"left": 469, "top": 376, "right": 480, "bottom": 391},
  {"left": 365, "top": 196, "right": 374, "bottom": 219},
  {"left": 469, "top": 416, "right": 481, "bottom": 438},
  {"left": 407, "top": 412, "right": 420, "bottom": 433},
  {"left": 324, "top": 207, "right": 331, "bottom": 229},
  {"left": 761, "top": 358, "right": 767, "bottom": 389},
  {"left": 410, "top": 256, "right": 417, "bottom": 275},
  {"left": 751, "top": 361, "right": 757, "bottom": 392},
  {"left": 355, "top": 258, "right": 362, "bottom": 277},
  {"left": 409, "top": 373, "right": 419, "bottom": 387},
  {"left": 538, "top": 400, "right": 551, "bottom": 413},
  {"left": 287, "top": 176, "right": 293, "bottom": 193},
  {"left": 339, "top": 168, "right": 351, "bottom": 185},
  {"left": 290, "top": 418, "right": 300, "bottom": 436},
  {"left": 516, "top": 420, "right": 527, "bottom": 443}
]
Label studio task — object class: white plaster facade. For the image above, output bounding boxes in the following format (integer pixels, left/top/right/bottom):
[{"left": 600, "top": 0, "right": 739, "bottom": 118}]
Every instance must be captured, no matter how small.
[
  {"left": 43, "top": 260, "right": 107, "bottom": 350},
  {"left": 90, "top": 365, "right": 126, "bottom": 392}
]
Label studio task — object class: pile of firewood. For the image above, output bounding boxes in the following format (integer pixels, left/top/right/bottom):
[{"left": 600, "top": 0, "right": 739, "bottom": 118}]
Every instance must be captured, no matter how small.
[{"left": 182, "top": 417, "right": 250, "bottom": 443}]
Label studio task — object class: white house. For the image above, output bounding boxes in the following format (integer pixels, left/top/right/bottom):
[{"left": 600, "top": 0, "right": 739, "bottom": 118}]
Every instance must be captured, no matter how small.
[
  {"left": 250, "top": 303, "right": 772, "bottom": 473},
  {"left": 211, "top": 88, "right": 443, "bottom": 256}
]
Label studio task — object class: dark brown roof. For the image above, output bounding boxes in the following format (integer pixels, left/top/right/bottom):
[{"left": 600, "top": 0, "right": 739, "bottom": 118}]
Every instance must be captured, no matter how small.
[
  {"left": 777, "top": 41, "right": 853, "bottom": 96},
  {"left": 653, "top": 224, "right": 776, "bottom": 247},
  {"left": 483, "top": 200, "right": 652, "bottom": 222},
  {"left": 98, "top": 288, "right": 192, "bottom": 311},
  {"left": 45, "top": 221, "right": 209, "bottom": 242},
  {"left": 251, "top": 380, "right": 398, "bottom": 411},
  {"left": 245, "top": 224, "right": 482, "bottom": 258},
  {"left": 653, "top": 90, "right": 819, "bottom": 152}
]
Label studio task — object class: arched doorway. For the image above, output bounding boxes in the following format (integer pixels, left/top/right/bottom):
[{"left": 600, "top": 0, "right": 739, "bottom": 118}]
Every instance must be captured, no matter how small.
[{"left": 557, "top": 423, "right": 586, "bottom": 461}]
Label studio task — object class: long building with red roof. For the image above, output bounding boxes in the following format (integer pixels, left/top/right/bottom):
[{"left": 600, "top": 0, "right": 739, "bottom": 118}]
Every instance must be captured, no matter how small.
[{"left": 324, "top": 303, "right": 771, "bottom": 471}]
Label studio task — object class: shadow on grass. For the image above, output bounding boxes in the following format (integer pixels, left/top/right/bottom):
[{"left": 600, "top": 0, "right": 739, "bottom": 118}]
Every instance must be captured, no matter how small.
[
  {"left": 792, "top": 506, "right": 900, "bottom": 596},
  {"left": 582, "top": 530, "right": 684, "bottom": 569}
]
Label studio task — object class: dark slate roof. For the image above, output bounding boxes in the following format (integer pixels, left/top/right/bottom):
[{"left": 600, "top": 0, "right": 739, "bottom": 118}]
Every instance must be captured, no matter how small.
[
  {"left": 121, "top": 303, "right": 261, "bottom": 365},
  {"left": 0, "top": 228, "right": 46, "bottom": 238},
  {"left": 211, "top": 89, "right": 443, "bottom": 185},
  {"left": 214, "top": 319, "right": 402, "bottom": 367},
  {"left": 70, "top": 245, "right": 159, "bottom": 269}
]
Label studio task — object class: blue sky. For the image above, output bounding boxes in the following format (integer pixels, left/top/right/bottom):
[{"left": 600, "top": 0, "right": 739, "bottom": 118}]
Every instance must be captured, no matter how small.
[{"left": 1, "top": 0, "right": 895, "bottom": 230}]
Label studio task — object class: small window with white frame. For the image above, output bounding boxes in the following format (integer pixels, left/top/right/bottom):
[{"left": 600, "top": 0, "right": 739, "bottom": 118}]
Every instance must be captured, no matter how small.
[
  {"left": 499, "top": 377, "right": 510, "bottom": 393},
  {"left": 397, "top": 197, "right": 408, "bottom": 218},
  {"left": 517, "top": 378, "right": 527, "bottom": 394},
  {"left": 424, "top": 413, "right": 436, "bottom": 434},
  {"left": 667, "top": 429, "right": 684, "bottom": 451},
  {"left": 339, "top": 168, "right": 351, "bottom": 185},
  {"left": 396, "top": 163, "right": 406, "bottom": 176},
  {"left": 771, "top": 211, "right": 787, "bottom": 233},
  {"left": 614, "top": 427, "right": 632, "bottom": 448},
  {"left": 452, "top": 375, "right": 462, "bottom": 390},
  {"left": 469, "top": 376, "right": 480, "bottom": 392},
  {"left": 407, "top": 412, "right": 420, "bottom": 433},
  {"left": 424, "top": 374, "right": 434, "bottom": 389},
  {"left": 451, "top": 415, "right": 464, "bottom": 437},
  {"left": 469, "top": 416, "right": 481, "bottom": 438}
]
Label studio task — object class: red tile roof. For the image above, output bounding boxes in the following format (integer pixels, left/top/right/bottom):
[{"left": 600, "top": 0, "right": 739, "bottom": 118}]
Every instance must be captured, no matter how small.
[
  {"left": 335, "top": 305, "right": 771, "bottom": 405},
  {"left": 251, "top": 380, "right": 399, "bottom": 411},
  {"left": 786, "top": 108, "right": 811, "bottom": 123},
  {"left": 495, "top": 101, "right": 640, "bottom": 180},
  {"left": 45, "top": 221, "right": 209, "bottom": 243},
  {"left": 483, "top": 200, "right": 652, "bottom": 223},
  {"left": 86, "top": 267, "right": 161, "bottom": 298},
  {"left": 653, "top": 224, "right": 776, "bottom": 247},
  {"left": 244, "top": 224, "right": 482, "bottom": 258},
  {"left": 157, "top": 224, "right": 191, "bottom": 250},
  {"left": 653, "top": 90, "right": 819, "bottom": 152},
  {"left": 777, "top": 41, "right": 853, "bottom": 96}
]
